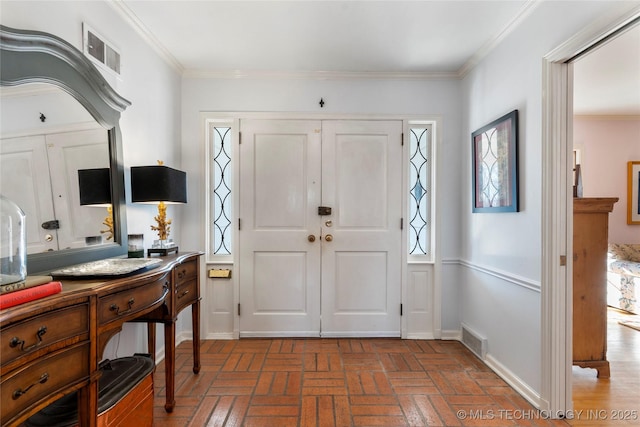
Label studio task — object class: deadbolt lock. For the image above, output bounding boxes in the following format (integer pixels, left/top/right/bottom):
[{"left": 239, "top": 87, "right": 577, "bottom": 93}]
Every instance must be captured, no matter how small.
[{"left": 318, "top": 206, "right": 332, "bottom": 216}]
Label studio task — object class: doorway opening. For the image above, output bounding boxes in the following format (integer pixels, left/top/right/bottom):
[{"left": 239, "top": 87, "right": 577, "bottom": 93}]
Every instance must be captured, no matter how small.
[{"left": 541, "top": 11, "right": 639, "bottom": 418}]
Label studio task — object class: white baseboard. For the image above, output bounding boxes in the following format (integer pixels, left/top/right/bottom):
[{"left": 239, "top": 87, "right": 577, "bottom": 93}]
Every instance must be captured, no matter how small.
[
  {"left": 239, "top": 331, "right": 320, "bottom": 338},
  {"left": 441, "top": 329, "right": 462, "bottom": 340},
  {"left": 406, "top": 332, "right": 436, "bottom": 340},
  {"left": 320, "top": 332, "right": 401, "bottom": 338},
  {"left": 484, "top": 353, "right": 542, "bottom": 409},
  {"left": 206, "top": 332, "right": 237, "bottom": 340},
  {"left": 440, "top": 330, "right": 542, "bottom": 410}
]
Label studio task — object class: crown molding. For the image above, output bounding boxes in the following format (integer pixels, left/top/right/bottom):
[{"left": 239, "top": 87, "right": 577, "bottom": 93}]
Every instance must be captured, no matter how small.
[
  {"left": 182, "top": 69, "right": 458, "bottom": 80},
  {"left": 109, "top": 0, "right": 184, "bottom": 74},
  {"left": 457, "top": 0, "right": 540, "bottom": 78},
  {"left": 110, "top": 0, "right": 540, "bottom": 81},
  {"left": 0, "top": 82, "right": 58, "bottom": 98},
  {"left": 574, "top": 114, "right": 640, "bottom": 120}
]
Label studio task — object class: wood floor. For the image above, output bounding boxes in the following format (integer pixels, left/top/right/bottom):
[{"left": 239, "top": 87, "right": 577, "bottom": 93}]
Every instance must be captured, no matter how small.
[
  {"left": 151, "top": 309, "right": 638, "bottom": 427},
  {"left": 570, "top": 308, "right": 640, "bottom": 426}
]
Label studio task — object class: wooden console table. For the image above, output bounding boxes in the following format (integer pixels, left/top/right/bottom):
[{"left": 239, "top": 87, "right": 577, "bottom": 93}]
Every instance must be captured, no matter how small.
[
  {"left": 572, "top": 198, "right": 617, "bottom": 378},
  {"left": 0, "top": 252, "right": 202, "bottom": 426}
]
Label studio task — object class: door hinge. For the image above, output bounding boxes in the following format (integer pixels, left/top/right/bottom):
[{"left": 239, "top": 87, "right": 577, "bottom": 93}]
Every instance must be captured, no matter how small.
[
  {"left": 239, "top": 132, "right": 242, "bottom": 144},
  {"left": 238, "top": 303, "right": 241, "bottom": 316},
  {"left": 560, "top": 255, "right": 567, "bottom": 266},
  {"left": 401, "top": 133, "right": 404, "bottom": 146},
  {"left": 400, "top": 303, "right": 403, "bottom": 316},
  {"left": 400, "top": 218, "right": 403, "bottom": 230},
  {"left": 238, "top": 218, "right": 241, "bottom": 230}
]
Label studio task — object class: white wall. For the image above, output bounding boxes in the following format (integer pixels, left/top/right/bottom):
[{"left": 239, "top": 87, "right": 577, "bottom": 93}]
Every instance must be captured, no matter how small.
[
  {"left": 181, "top": 77, "right": 463, "bottom": 258},
  {"left": 180, "top": 77, "right": 464, "bottom": 335},
  {"left": 574, "top": 117, "right": 640, "bottom": 243},
  {"left": 460, "top": 1, "right": 639, "bottom": 402},
  {"left": 1, "top": 0, "right": 183, "bottom": 360}
]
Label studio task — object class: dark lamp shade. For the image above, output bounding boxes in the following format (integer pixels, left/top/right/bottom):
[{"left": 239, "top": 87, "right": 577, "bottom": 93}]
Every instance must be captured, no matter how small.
[
  {"left": 78, "top": 168, "right": 111, "bottom": 206},
  {"left": 131, "top": 165, "right": 187, "bottom": 204}
]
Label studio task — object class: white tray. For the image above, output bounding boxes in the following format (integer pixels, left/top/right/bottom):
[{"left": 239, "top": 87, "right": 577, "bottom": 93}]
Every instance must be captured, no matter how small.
[{"left": 51, "top": 258, "right": 162, "bottom": 277}]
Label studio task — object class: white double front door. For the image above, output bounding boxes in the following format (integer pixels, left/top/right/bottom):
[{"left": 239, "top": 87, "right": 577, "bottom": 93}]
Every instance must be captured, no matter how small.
[{"left": 239, "top": 119, "right": 402, "bottom": 337}]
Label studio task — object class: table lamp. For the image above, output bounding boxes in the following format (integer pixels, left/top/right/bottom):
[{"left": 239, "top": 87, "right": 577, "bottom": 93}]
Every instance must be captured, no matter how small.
[
  {"left": 131, "top": 161, "right": 187, "bottom": 256},
  {"left": 78, "top": 168, "right": 113, "bottom": 241}
]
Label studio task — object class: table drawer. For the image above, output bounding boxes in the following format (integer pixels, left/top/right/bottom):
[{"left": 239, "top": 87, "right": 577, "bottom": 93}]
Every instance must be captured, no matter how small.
[
  {"left": 175, "top": 277, "right": 198, "bottom": 312},
  {"left": 0, "top": 342, "right": 90, "bottom": 426},
  {"left": 98, "top": 275, "right": 169, "bottom": 326},
  {"left": 1, "top": 303, "right": 89, "bottom": 371},
  {"left": 175, "top": 259, "right": 197, "bottom": 286}
]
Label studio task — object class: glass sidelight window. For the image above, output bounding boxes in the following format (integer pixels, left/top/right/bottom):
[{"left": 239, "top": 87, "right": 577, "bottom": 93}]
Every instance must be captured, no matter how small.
[
  {"left": 206, "top": 118, "right": 435, "bottom": 260},
  {"left": 209, "top": 123, "right": 233, "bottom": 256},
  {"left": 408, "top": 124, "right": 433, "bottom": 257}
]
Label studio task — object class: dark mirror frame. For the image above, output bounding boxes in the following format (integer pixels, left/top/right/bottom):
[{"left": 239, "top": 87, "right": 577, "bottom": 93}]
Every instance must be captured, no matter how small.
[{"left": 0, "top": 25, "right": 131, "bottom": 274}]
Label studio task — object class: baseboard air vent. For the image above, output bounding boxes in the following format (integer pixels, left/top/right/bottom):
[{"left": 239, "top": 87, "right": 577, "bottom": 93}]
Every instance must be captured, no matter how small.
[{"left": 461, "top": 323, "right": 487, "bottom": 359}]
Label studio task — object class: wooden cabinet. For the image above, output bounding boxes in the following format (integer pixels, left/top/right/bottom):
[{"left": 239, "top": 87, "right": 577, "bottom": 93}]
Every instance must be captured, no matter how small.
[
  {"left": 0, "top": 296, "right": 92, "bottom": 426},
  {"left": 0, "top": 252, "right": 202, "bottom": 426},
  {"left": 572, "top": 198, "right": 618, "bottom": 378}
]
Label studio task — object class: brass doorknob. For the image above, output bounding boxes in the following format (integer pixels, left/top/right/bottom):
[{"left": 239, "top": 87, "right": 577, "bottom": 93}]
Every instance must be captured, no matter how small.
[
  {"left": 324, "top": 234, "right": 333, "bottom": 242},
  {"left": 308, "top": 235, "right": 316, "bottom": 242}
]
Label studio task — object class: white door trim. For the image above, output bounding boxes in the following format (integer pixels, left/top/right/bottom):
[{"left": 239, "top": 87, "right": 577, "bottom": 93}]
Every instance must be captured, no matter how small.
[{"left": 540, "top": 7, "right": 640, "bottom": 417}]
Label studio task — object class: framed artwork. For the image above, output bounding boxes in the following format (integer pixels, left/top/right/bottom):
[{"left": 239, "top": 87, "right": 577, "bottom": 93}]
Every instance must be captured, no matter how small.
[
  {"left": 472, "top": 110, "right": 519, "bottom": 213},
  {"left": 628, "top": 161, "right": 640, "bottom": 225}
]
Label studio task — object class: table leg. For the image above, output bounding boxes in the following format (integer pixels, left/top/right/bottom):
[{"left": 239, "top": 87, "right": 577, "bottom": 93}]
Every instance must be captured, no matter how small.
[
  {"left": 192, "top": 300, "right": 201, "bottom": 374},
  {"left": 163, "top": 321, "right": 176, "bottom": 412},
  {"left": 147, "top": 323, "right": 156, "bottom": 364},
  {"left": 77, "top": 381, "right": 98, "bottom": 427}
]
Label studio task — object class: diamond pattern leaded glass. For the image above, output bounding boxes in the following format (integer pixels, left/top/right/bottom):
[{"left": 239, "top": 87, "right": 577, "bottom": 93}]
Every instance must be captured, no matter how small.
[
  {"left": 409, "top": 128, "right": 430, "bottom": 256},
  {"left": 213, "top": 127, "right": 232, "bottom": 255},
  {"left": 475, "top": 122, "right": 511, "bottom": 208}
]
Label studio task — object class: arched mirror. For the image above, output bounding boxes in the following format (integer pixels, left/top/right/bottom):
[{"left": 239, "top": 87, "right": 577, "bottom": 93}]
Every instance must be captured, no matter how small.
[{"left": 0, "top": 25, "right": 130, "bottom": 274}]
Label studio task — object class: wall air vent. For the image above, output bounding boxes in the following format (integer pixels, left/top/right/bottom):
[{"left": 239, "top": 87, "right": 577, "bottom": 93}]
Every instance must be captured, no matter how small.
[
  {"left": 461, "top": 323, "right": 487, "bottom": 359},
  {"left": 83, "top": 23, "right": 120, "bottom": 75}
]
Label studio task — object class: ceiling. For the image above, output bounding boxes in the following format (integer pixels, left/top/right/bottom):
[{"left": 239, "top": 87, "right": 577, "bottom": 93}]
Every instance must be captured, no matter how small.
[
  {"left": 115, "top": 1, "right": 639, "bottom": 115},
  {"left": 573, "top": 23, "right": 640, "bottom": 116}
]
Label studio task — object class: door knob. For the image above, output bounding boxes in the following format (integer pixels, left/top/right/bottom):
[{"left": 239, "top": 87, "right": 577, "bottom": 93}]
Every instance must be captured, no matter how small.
[
  {"left": 45, "top": 234, "right": 53, "bottom": 242},
  {"left": 324, "top": 234, "right": 333, "bottom": 242},
  {"left": 308, "top": 235, "right": 316, "bottom": 242}
]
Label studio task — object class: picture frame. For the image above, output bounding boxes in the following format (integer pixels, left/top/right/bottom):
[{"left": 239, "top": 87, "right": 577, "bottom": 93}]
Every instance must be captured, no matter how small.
[
  {"left": 472, "top": 110, "right": 519, "bottom": 213},
  {"left": 628, "top": 161, "right": 640, "bottom": 225}
]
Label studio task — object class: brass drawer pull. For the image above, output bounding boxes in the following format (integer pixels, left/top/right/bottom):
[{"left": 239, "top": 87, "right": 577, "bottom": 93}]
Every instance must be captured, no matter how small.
[
  {"left": 109, "top": 298, "right": 135, "bottom": 316},
  {"left": 177, "top": 289, "right": 190, "bottom": 299},
  {"left": 9, "top": 326, "right": 47, "bottom": 352},
  {"left": 12, "top": 372, "right": 49, "bottom": 400},
  {"left": 177, "top": 269, "right": 187, "bottom": 280}
]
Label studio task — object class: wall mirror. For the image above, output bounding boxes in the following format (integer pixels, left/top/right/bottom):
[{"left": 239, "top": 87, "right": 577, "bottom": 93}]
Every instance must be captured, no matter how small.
[{"left": 0, "top": 25, "right": 131, "bottom": 274}]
